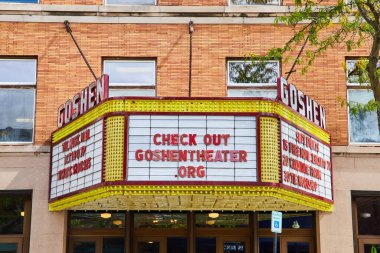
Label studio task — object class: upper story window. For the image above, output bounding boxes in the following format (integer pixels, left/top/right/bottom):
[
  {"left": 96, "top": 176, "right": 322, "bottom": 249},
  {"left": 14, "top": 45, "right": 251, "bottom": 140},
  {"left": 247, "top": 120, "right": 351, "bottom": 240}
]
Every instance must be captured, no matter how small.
[
  {"left": 105, "top": 0, "right": 156, "bottom": 5},
  {"left": 227, "top": 59, "right": 280, "bottom": 98},
  {"left": 0, "top": 59, "right": 36, "bottom": 144},
  {"left": 103, "top": 59, "right": 156, "bottom": 97},
  {"left": 346, "top": 59, "right": 380, "bottom": 144},
  {"left": 229, "top": 0, "right": 280, "bottom": 5},
  {"left": 0, "top": 0, "right": 38, "bottom": 3}
]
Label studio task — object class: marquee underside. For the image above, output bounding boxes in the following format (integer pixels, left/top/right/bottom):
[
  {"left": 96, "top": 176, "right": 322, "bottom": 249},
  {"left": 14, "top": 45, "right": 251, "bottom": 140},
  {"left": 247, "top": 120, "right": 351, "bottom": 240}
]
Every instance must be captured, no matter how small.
[{"left": 49, "top": 184, "right": 333, "bottom": 212}]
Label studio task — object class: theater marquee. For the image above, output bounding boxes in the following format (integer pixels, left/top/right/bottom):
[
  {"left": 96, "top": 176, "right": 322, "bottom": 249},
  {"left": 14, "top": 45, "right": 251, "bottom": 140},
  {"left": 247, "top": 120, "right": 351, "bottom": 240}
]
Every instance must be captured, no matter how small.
[
  {"left": 49, "top": 77, "right": 333, "bottom": 212},
  {"left": 128, "top": 115, "right": 257, "bottom": 182}
]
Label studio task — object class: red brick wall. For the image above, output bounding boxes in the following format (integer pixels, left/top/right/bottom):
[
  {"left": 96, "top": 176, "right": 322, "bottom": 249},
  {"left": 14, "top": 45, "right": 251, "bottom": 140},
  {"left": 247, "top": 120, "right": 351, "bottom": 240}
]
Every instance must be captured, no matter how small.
[{"left": 0, "top": 22, "right": 366, "bottom": 145}]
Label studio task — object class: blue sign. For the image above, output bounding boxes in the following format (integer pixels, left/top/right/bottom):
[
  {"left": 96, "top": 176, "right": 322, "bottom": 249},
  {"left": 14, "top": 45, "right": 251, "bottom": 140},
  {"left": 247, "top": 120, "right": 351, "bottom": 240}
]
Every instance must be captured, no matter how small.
[{"left": 271, "top": 211, "right": 282, "bottom": 233}]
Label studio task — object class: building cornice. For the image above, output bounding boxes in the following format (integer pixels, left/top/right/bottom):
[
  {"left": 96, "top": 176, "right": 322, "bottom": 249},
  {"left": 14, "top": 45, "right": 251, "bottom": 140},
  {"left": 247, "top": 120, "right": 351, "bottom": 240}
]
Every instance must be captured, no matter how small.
[
  {"left": 0, "top": 3, "right": 295, "bottom": 15},
  {"left": 0, "top": 4, "right": 299, "bottom": 24},
  {"left": 0, "top": 15, "right": 282, "bottom": 24}
]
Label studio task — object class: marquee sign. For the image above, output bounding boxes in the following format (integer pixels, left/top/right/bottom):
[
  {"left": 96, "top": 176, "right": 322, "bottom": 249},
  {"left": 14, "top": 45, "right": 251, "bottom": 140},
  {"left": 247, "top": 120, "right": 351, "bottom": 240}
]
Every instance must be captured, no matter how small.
[
  {"left": 49, "top": 76, "right": 333, "bottom": 212},
  {"left": 50, "top": 120, "right": 103, "bottom": 199},
  {"left": 281, "top": 121, "right": 332, "bottom": 200},
  {"left": 128, "top": 115, "right": 257, "bottom": 182}
]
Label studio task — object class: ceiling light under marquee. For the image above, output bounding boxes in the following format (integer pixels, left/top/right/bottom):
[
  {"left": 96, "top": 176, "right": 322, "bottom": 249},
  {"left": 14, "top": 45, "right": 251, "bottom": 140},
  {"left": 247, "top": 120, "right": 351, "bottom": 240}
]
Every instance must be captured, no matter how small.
[
  {"left": 208, "top": 212, "right": 219, "bottom": 219},
  {"left": 113, "top": 219, "right": 122, "bottom": 226},
  {"left": 100, "top": 212, "right": 112, "bottom": 219},
  {"left": 206, "top": 220, "right": 216, "bottom": 225}
]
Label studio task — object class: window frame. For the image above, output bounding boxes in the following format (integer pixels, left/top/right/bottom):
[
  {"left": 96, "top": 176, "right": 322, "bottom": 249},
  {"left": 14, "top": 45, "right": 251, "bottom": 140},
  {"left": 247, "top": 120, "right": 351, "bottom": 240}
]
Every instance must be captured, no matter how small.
[
  {"left": 0, "top": 191, "right": 32, "bottom": 253},
  {"left": 346, "top": 58, "right": 380, "bottom": 145},
  {"left": 228, "top": 0, "right": 281, "bottom": 6},
  {"left": 227, "top": 59, "right": 280, "bottom": 87},
  {"left": 104, "top": 0, "right": 156, "bottom": 6},
  {"left": 0, "top": 58, "right": 37, "bottom": 145},
  {"left": 0, "top": 58, "right": 37, "bottom": 86},
  {"left": 103, "top": 59, "right": 157, "bottom": 97},
  {"left": 227, "top": 59, "right": 280, "bottom": 98},
  {"left": 346, "top": 89, "right": 380, "bottom": 145},
  {"left": 345, "top": 59, "right": 380, "bottom": 87}
]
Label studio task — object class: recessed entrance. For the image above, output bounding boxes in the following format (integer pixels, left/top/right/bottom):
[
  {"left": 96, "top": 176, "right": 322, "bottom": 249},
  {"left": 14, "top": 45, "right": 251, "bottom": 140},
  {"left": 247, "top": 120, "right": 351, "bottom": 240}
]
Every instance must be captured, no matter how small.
[
  {"left": 281, "top": 237, "right": 314, "bottom": 253},
  {"left": 67, "top": 211, "right": 316, "bottom": 253}
]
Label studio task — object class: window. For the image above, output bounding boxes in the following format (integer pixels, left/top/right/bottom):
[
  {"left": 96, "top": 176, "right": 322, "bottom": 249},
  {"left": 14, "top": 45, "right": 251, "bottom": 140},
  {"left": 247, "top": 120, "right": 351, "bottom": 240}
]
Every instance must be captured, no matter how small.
[
  {"left": 0, "top": 192, "right": 31, "bottom": 253},
  {"left": 134, "top": 212, "right": 187, "bottom": 229},
  {"left": 346, "top": 59, "right": 380, "bottom": 86},
  {"left": 0, "top": 59, "right": 36, "bottom": 143},
  {"left": 229, "top": 0, "right": 280, "bottom": 6},
  {"left": 195, "top": 212, "right": 249, "bottom": 228},
  {"left": 258, "top": 212, "right": 314, "bottom": 229},
  {"left": 68, "top": 211, "right": 126, "bottom": 253},
  {"left": 227, "top": 59, "right": 280, "bottom": 98},
  {"left": 0, "top": 0, "right": 38, "bottom": 3},
  {"left": 103, "top": 60, "right": 156, "bottom": 97},
  {"left": 70, "top": 211, "right": 126, "bottom": 229},
  {"left": 346, "top": 59, "right": 380, "bottom": 143},
  {"left": 354, "top": 196, "right": 380, "bottom": 235},
  {"left": 105, "top": 0, "right": 156, "bottom": 5},
  {"left": 352, "top": 194, "right": 380, "bottom": 252}
]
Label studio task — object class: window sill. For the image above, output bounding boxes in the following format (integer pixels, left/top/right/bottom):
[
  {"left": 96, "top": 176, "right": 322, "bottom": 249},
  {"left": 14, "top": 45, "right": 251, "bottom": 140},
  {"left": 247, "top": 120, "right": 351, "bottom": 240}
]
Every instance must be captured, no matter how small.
[
  {"left": 332, "top": 145, "right": 380, "bottom": 154},
  {"left": 0, "top": 145, "right": 50, "bottom": 153}
]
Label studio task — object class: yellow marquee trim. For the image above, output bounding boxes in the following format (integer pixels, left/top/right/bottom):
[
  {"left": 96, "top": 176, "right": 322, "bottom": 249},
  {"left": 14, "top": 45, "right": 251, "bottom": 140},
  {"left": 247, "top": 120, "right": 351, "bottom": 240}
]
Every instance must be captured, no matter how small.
[
  {"left": 260, "top": 117, "right": 280, "bottom": 183},
  {"left": 49, "top": 184, "right": 333, "bottom": 212},
  {"left": 52, "top": 99, "right": 330, "bottom": 144},
  {"left": 104, "top": 116, "right": 125, "bottom": 181}
]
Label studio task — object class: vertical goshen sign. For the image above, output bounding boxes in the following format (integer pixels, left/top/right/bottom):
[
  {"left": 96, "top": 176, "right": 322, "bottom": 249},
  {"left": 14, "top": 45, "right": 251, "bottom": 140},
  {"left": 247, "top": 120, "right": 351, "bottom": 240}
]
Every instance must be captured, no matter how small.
[
  {"left": 57, "top": 74, "right": 109, "bottom": 128},
  {"left": 127, "top": 115, "right": 257, "bottom": 182},
  {"left": 277, "top": 77, "right": 326, "bottom": 129}
]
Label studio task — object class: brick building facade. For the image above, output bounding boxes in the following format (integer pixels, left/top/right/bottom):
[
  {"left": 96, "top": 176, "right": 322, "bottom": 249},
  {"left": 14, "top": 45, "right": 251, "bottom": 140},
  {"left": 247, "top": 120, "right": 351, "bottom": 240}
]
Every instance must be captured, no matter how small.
[{"left": 0, "top": 1, "right": 379, "bottom": 253}]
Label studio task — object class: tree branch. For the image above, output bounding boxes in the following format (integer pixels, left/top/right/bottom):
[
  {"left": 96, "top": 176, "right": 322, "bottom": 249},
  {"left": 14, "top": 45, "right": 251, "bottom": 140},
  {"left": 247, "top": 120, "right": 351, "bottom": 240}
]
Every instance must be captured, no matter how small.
[
  {"left": 356, "top": 1, "right": 376, "bottom": 28},
  {"left": 364, "top": 1, "right": 379, "bottom": 29}
]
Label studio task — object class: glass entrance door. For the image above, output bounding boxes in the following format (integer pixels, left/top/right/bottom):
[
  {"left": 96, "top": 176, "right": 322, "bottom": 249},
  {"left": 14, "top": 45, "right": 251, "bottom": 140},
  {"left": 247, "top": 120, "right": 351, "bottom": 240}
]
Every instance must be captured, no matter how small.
[
  {"left": 134, "top": 237, "right": 165, "bottom": 253},
  {"left": 359, "top": 239, "right": 380, "bottom": 253},
  {"left": 69, "top": 238, "right": 101, "bottom": 253},
  {"left": 221, "top": 237, "right": 249, "bottom": 253},
  {"left": 69, "top": 237, "right": 125, "bottom": 253},
  {"left": 281, "top": 237, "right": 314, "bottom": 253},
  {"left": 0, "top": 238, "right": 22, "bottom": 253}
]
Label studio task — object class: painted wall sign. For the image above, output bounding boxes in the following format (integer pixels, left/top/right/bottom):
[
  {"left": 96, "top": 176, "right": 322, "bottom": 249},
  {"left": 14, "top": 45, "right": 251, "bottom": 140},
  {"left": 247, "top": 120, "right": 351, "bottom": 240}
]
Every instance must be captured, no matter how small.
[
  {"left": 127, "top": 115, "right": 257, "bottom": 182},
  {"left": 281, "top": 121, "right": 332, "bottom": 200},
  {"left": 277, "top": 77, "right": 326, "bottom": 129},
  {"left": 50, "top": 120, "right": 103, "bottom": 199},
  {"left": 57, "top": 74, "right": 109, "bottom": 128}
]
